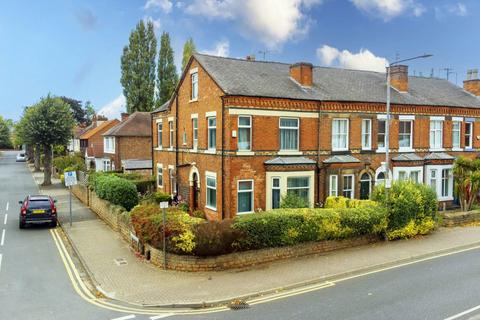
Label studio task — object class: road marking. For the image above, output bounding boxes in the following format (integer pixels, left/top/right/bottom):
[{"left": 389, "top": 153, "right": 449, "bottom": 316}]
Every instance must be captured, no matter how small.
[
  {"left": 1, "top": 229, "right": 4, "bottom": 246},
  {"left": 444, "top": 304, "right": 480, "bottom": 320},
  {"left": 5, "top": 202, "right": 8, "bottom": 211},
  {"left": 111, "top": 315, "right": 135, "bottom": 320},
  {"left": 3, "top": 214, "right": 7, "bottom": 225},
  {"left": 150, "top": 314, "right": 174, "bottom": 319}
]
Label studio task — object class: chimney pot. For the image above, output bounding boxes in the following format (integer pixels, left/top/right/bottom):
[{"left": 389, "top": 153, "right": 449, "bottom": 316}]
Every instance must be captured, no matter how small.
[
  {"left": 121, "top": 113, "right": 130, "bottom": 122},
  {"left": 246, "top": 55, "right": 255, "bottom": 61},
  {"left": 464, "top": 69, "right": 480, "bottom": 96},
  {"left": 290, "top": 62, "right": 313, "bottom": 87},
  {"left": 389, "top": 65, "right": 409, "bottom": 92}
]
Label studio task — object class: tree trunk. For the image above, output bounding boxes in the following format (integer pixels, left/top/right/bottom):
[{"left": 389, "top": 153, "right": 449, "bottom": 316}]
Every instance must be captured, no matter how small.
[
  {"left": 26, "top": 145, "right": 34, "bottom": 162},
  {"left": 42, "top": 144, "right": 52, "bottom": 186},
  {"left": 34, "top": 145, "right": 41, "bottom": 172}
]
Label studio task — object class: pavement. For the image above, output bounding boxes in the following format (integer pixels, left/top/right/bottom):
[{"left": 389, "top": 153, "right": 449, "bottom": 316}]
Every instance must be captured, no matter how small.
[{"left": 32, "top": 167, "right": 480, "bottom": 309}]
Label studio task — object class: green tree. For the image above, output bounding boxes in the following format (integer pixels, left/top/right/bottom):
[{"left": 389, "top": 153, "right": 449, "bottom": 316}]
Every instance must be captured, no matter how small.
[
  {"left": 182, "top": 37, "right": 196, "bottom": 71},
  {"left": 60, "top": 96, "right": 86, "bottom": 124},
  {"left": 0, "top": 116, "right": 13, "bottom": 149},
  {"left": 157, "top": 31, "right": 178, "bottom": 106},
  {"left": 120, "top": 20, "right": 157, "bottom": 113},
  {"left": 25, "top": 95, "right": 75, "bottom": 185},
  {"left": 15, "top": 107, "right": 40, "bottom": 169},
  {"left": 84, "top": 101, "right": 96, "bottom": 125},
  {"left": 453, "top": 156, "right": 480, "bottom": 211}
]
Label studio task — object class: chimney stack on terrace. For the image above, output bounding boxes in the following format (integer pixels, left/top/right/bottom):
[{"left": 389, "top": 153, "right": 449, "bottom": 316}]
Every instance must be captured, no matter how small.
[
  {"left": 464, "top": 69, "right": 480, "bottom": 96},
  {"left": 290, "top": 62, "right": 313, "bottom": 87},
  {"left": 389, "top": 65, "right": 409, "bottom": 92}
]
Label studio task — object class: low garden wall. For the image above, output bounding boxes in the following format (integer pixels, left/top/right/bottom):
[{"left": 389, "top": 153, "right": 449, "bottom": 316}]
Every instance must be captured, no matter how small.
[
  {"left": 145, "top": 235, "right": 380, "bottom": 272},
  {"left": 72, "top": 184, "right": 89, "bottom": 206},
  {"left": 442, "top": 210, "right": 480, "bottom": 227},
  {"left": 89, "top": 191, "right": 127, "bottom": 231}
]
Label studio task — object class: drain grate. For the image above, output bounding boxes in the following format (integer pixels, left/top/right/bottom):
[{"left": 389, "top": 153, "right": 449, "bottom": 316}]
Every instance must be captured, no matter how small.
[
  {"left": 114, "top": 258, "right": 128, "bottom": 266},
  {"left": 228, "top": 299, "right": 250, "bottom": 310}
]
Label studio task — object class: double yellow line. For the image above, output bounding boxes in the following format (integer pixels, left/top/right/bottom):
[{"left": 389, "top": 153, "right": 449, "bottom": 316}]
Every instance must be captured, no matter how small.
[{"left": 49, "top": 228, "right": 228, "bottom": 316}]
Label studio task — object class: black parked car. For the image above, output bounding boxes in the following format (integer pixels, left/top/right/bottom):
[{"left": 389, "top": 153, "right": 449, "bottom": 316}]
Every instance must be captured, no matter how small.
[{"left": 19, "top": 195, "right": 57, "bottom": 229}]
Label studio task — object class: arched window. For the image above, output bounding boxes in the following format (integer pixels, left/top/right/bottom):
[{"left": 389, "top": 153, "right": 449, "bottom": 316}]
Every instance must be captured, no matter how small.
[
  {"left": 360, "top": 173, "right": 372, "bottom": 200},
  {"left": 376, "top": 171, "right": 386, "bottom": 186}
]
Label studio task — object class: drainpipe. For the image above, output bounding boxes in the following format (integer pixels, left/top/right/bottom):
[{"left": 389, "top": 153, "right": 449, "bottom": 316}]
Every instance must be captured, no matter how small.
[{"left": 221, "top": 96, "right": 225, "bottom": 220}]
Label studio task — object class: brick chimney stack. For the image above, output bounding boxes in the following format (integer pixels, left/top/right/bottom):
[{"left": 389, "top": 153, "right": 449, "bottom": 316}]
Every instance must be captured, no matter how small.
[
  {"left": 290, "top": 62, "right": 313, "bottom": 87},
  {"left": 464, "top": 69, "right": 480, "bottom": 96},
  {"left": 389, "top": 65, "right": 409, "bottom": 92},
  {"left": 121, "top": 113, "right": 130, "bottom": 122}
]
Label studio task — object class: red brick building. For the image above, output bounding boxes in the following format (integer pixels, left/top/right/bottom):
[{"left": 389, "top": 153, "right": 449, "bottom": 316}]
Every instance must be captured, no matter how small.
[
  {"left": 100, "top": 112, "right": 152, "bottom": 174},
  {"left": 152, "top": 53, "right": 480, "bottom": 220}
]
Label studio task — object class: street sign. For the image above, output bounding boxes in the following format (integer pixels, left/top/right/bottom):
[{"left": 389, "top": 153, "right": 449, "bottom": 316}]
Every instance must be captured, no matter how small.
[
  {"left": 160, "top": 201, "right": 169, "bottom": 209},
  {"left": 64, "top": 171, "right": 78, "bottom": 187}
]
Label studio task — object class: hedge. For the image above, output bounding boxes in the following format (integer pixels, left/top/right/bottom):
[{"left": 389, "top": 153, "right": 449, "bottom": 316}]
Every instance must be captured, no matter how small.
[
  {"left": 231, "top": 204, "right": 387, "bottom": 250},
  {"left": 371, "top": 181, "right": 438, "bottom": 240},
  {"left": 324, "top": 196, "right": 376, "bottom": 209},
  {"left": 94, "top": 175, "right": 139, "bottom": 211},
  {"left": 53, "top": 154, "right": 86, "bottom": 173}
]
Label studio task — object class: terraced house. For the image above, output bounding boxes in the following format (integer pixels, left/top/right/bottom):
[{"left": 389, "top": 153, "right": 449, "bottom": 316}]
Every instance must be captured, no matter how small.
[{"left": 151, "top": 53, "right": 480, "bottom": 220}]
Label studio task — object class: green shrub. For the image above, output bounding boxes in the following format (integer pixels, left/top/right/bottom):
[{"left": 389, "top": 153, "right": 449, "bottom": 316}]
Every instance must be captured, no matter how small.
[
  {"left": 130, "top": 204, "right": 203, "bottom": 254},
  {"left": 178, "top": 202, "right": 189, "bottom": 212},
  {"left": 154, "top": 191, "right": 171, "bottom": 203},
  {"left": 193, "top": 220, "right": 242, "bottom": 256},
  {"left": 132, "top": 178, "right": 155, "bottom": 195},
  {"left": 53, "top": 155, "right": 86, "bottom": 173},
  {"left": 280, "top": 193, "right": 310, "bottom": 208},
  {"left": 324, "top": 196, "right": 377, "bottom": 209},
  {"left": 371, "top": 181, "right": 438, "bottom": 240},
  {"left": 192, "top": 210, "right": 206, "bottom": 219},
  {"left": 232, "top": 204, "right": 387, "bottom": 250},
  {"left": 95, "top": 175, "right": 139, "bottom": 211}
]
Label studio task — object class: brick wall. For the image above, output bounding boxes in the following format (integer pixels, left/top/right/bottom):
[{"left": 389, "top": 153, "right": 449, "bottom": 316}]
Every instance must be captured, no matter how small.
[{"left": 88, "top": 190, "right": 127, "bottom": 231}]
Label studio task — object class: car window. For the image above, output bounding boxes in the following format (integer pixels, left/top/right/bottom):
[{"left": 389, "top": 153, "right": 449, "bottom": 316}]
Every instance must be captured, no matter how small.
[{"left": 28, "top": 200, "right": 51, "bottom": 209}]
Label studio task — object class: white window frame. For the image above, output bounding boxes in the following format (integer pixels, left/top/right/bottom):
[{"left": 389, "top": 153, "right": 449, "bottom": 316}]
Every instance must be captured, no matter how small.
[
  {"left": 191, "top": 70, "right": 198, "bottom": 101},
  {"left": 452, "top": 120, "right": 462, "bottom": 150},
  {"left": 237, "top": 179, "right": 254, "bottom": 214},
  {"left": 103, "top": 137, "right": 115, "bottom": 154},
  {"left": 279, "top": 117, "right": 299, "bottom": 151},
  {"left": 168, "top": 121, "right": 174, "bottom": 149},
  {"left": 342, "top": 174, "right": 354, "bottom": 199},
  {"left": 465, "top": 121, "right": 474, "bottom": 149},
  {"left": 393, "top": 166, "right": 424, "bottom": 184},
  {"left": 102, "top": 159, "right": 111, "bottom": 172},
  {"left": 192, "top": 118, "right": 198, "bottom": 151},
  {"left": 265, "top": 171, "right": 315, "bottom": 210},
  {"left": 182, "top": 129, "right": 187, "bottom": 145},
  {"left": 426, "top": 164, "right": 453, "bottom": 201},
  {"left": 205, "top": 172, "right": 217, "bottom": 211},
  {"left": 332, "top": 118, "right": 349, "bottom": 151},
  {"left": 329, "top": 175, "right": 338, "bottom": 197},
  {"left": 398, "top": 119, "right": 413, "bottom": 152},
  {"left": 207, "top": 117, "right": 216, "bottom": 151},
  {"left": 157, "top": 164, "right": 163, "bottom": 188},
  {"left": 271, "top": 177, "right": 281, "bottom": 209},
  {"left": 376, "top": 114, "right": 387, "bottom": 152},
  {"left": 286, "top": 176, "right": 311, "bottom": 203},
  {"left": 238, "top": 116, "right": 252, "bottom": 151},
  {"left": 429, "top": 118, "right": 444, "bottom": 151},
  {"left": 361, "top": 119, "right": 372, "bottom": 150}
]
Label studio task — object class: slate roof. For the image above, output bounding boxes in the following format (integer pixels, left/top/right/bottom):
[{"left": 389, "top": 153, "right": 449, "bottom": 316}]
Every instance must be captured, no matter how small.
[
  {"left": 392, "top": 153, "right": 424, "bottom": 161},
  {"left": 194, "top": 53, "right": 480, "bottom": 108},
  {"left": 103, "top": 112, "right": 151, "bottom": 137},
  {"left": 121, "top": 159, "right": 152, "bottom": 170},
  {"left": 152, "top": 100, "right": 170, "bottom": 113},
  {"left": 264, "top": 157, "right": 316, "bottom": 165},
  {"left": 424, "top": 152, "right": 455, "bottom": 160},
  {"left": 323, "top": 155, "right": 361, "bottom": 163}
]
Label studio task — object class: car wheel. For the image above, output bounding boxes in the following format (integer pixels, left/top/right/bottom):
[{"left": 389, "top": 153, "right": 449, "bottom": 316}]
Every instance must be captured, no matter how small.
[
  {"left": 19, "top": 221, "right": 25, "bottom": 229},
  {"left": 50, "top": 220, "right": 57, "bottom": 228}
]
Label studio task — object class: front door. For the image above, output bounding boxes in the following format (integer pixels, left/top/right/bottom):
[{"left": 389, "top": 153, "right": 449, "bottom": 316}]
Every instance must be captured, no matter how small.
[
  {"left": 360, "top": 173, "right": 371, "bottom": 200},
  {"left": 192, "top": 173, "right": 199, "bottom": 210}
]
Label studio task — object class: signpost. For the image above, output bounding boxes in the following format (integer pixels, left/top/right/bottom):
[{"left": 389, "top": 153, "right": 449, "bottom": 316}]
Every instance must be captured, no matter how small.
[
  {"left": 64, "top": 171, "right": 78, "bottom": 227},
  {"left": 160, "top": 201, "right": 169, "bottom": 270}
]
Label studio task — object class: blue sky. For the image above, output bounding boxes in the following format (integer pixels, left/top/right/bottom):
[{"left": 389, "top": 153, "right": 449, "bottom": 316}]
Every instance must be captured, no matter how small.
[{"left": 0, "top": 0, "right": 478, "bottom": 121}]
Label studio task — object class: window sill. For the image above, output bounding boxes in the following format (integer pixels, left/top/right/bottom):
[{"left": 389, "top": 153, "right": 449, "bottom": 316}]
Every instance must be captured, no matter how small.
[
  {"left": 465, "top": 147, "right": 474, "bottom": 151},
  {"left": 154, "top": 147, "right": 163, "bottom": 151},
  {"left": 237, "top": 211, "right": 254, "bottom": 215},
  {"left": 205, "top": 205, "right": 217, "bottom": 212},
  {"left": 278, "top": 150, "right": 302, "bottom": 155},
  {"left": 361, "top": 147, "right": 372, "bottom": 151},
  {"left": 168, "top": 147, "right": 174, "bottom": 151},
  {"left": 204, "top": 149, "right": 216, "bottom": 154},
  {"left": 236, "top": 151, "right": 254, "bottom": 156},
  {"left": 189, "top": 98, "right": 198, "bottom": 103},
  {"left": 398, "top": 147, "right": 414, "bottom": 153},
  {"left": 438, "top": 196, "right": 453, "bottom": 202},
  {"left": 429, "top": 148, "right": 445, "bottom": 152},
  {"left": 190, "top": 148, "right": 198, "bottom": 153},
  {"left": 104, "top": 151, "right": 115, "bottom": 154},
  {"left": 332, "top": 148, "right": 349, "bottom": 152},
  {"left": 157, "top": 185, "right": 164, "bottom": 189},
  {"left": 451, "top": 147, "right": 463, "bottom": 152},
  {"left": 376, "top": 148, "right": 386, "bottom": 153}
]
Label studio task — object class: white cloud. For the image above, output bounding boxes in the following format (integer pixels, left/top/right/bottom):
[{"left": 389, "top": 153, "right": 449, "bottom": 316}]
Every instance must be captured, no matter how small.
[
  {"left": 144, "top": 0, "right": 173, "bottom": 13},
  {"left": 185, "top": 0, "right": 323, "bottom": 48},
  {"left": 317, "top": 45, "right": 387, "bottom": 73},
  {"left": 143, "top": 15, "right": 161, "bottom": 30},
  {"left": 98, "top": 95, "right": 126, "bottom": 120},
  {"left": 435, "top": 2, "right": 468, "bottom": 19},
  {"left": 202, "top": 40, "right": 230, "bottom": 57},
  {"left": 351, "top": 0, "right": 425, "bottom": 20}
]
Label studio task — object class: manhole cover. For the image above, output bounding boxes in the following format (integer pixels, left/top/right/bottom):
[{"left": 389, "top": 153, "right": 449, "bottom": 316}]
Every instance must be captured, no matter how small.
[{"left": 114, "top": 258, "right": 128, "bottom": 266}]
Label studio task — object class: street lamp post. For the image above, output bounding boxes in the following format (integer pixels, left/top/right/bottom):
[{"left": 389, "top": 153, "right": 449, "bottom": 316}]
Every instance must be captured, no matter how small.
[{"left": 384, "top": 54, "right": 433, "bottom": 190}]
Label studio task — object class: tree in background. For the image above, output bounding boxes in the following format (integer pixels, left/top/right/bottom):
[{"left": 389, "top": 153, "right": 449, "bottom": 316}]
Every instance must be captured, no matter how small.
[
  {"left": 0, "top": 116, "right": 13, "bottom": 149},
  {"left": 84, "top": 101, "right": 96, "bottom": 125},
  {"left": 157, "top": 31, "right": 178, "bottom": 106},
  {"left": 15, "top": 107, "right": 39, "bottom": 169},
  {"left": 120, "top": 20, "right": 157, "bottom": 113},
  {"left": 60, "top": 97, "right": 86, "bottom": 124},
  {"left": 182, "top": 37, "right": 196, "bottom": 71},
  {"left": 23, "top": 95, "right": 75, "bottom": 185}
]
